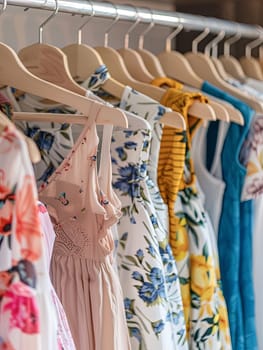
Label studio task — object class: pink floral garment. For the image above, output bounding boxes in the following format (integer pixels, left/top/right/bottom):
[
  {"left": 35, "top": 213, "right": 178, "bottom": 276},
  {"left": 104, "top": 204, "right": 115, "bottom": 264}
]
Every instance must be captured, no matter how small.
[
  {"left": 0, "top": 126, "right": 42, "bottom": 349},
  {"left": 239, "top": 114, "right": 263, "bottom": 350},
  {"left": 240, "top": 114, "right": 263, "bottom": 200}
]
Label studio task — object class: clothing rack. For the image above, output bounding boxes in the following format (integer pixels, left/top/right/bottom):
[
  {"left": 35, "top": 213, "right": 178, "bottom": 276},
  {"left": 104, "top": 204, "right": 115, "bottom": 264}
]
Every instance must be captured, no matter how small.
[{"left": 2, "top": 0, "right": 262, "bottom": 39}]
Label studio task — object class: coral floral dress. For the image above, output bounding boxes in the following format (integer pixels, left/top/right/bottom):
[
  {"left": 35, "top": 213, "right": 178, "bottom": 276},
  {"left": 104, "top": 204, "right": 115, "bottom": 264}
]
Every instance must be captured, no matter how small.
[{"left": 0, "top": 126, "right": 51, "bottom": 350}]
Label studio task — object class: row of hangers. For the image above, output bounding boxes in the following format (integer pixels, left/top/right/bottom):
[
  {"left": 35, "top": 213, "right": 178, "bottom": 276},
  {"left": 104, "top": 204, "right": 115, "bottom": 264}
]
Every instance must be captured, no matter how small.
[
  {"left": 0, "top": 0, "right": 232, "bottom": 131},
  {"left": 0, "top": 0, "right": 189, "bottom": 133},
  {"left": 1, "top": 0, "right": 263, "bottom": 162},
  {"left": 17, "top": 0, "right": 252, "bottom": 124}
]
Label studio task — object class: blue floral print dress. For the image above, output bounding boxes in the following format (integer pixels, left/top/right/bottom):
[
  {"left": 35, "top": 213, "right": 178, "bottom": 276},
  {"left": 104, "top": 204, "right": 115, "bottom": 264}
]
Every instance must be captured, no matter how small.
[
  {"left": 111, "top": 113, "right": 188, "bottom": 349},
  {"left": 2, "top": 87, "right": 75, "bottom": 189},
  {"left": 119, "top": 87, "right": 170, "bottom": 233}
]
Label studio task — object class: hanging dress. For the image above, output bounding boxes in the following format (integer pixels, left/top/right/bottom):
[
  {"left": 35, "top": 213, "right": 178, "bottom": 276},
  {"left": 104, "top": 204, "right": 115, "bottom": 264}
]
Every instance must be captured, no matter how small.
[
  {"left": 202, "top": 81, "right": 257, "bottom": 350},
  {"left": 111, "top": 122, "right": 187, "bottom": 349},
  {"left": 39, "top": 108, "right": 130, "bottom": 350},
  {"left": 151, "top": 79, "right": 232, "bottom": 349},
  {"left": 115, "top": 87, "right": 188, "bottom": 349},
  {"left": 239, "top": 113, "right": 263, "bottom": 350},
  {"left": 37, "top": 201, "right": 76, "bottom": 350},
  {"left": 0, "top": 125, "right": 58, "bottom": 350},
  {"left": 191, "top": 123, "right": 227, "bottom": 236}
]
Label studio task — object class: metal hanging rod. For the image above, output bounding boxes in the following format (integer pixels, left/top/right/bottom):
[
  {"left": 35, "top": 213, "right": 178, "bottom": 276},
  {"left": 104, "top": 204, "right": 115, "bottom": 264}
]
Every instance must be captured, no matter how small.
[{"left": 2, "top": 0, "right": 262, "bottom": 38}]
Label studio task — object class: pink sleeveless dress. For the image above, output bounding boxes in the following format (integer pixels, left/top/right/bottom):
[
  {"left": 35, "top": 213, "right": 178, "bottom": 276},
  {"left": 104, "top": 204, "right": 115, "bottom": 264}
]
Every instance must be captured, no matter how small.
[
  {"left": 38, "top": 201, "right": 76, "bottom": 350},
  {"left": 38, "top": 108, "right": 130, "bottom": 350}
]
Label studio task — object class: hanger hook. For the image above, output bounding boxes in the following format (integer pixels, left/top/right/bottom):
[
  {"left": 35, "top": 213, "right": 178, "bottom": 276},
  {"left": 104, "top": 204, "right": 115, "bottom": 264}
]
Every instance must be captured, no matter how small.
[
  {"left": 122, "top": 5, "right": 140, "bottom": 49},
  {"left": 165, "top": 23, "right": 183, "bottom": 52},
  {"left": 104, "top": 2, "right": 120, "bottom": 47},
  {"left": 39, "top": 0, "right": 59, "bottom": 44},
  {"left": 223, "top": 24, "right": 241, "bottom": 56},
  {"left": 245, "top": 26, "right": 263, "bottom": 58},
  {"left": 192, "top": 27, "right": 210, "bottom": 53},
  {"left": 77, "top": 0, "right": 95, "bottom": 45},
  {"left": 204, "top": 29, "right": 225, "bottom": 57},
  {"left": 0, "top": 0, "right": 7, "bottom": 16},
  {"left": 138, "top": 8, "right": 154, "bottom": 50}
]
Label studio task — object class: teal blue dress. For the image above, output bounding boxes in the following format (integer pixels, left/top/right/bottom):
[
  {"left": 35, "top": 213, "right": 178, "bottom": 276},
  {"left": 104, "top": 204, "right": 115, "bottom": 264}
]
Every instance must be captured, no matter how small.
[{"left": 202, "top": 82, "right": 257, "bottom": 350}]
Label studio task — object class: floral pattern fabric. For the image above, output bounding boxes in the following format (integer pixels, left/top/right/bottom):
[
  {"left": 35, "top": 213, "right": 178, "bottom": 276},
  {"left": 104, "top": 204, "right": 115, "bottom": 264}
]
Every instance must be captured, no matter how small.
[
  {"left": 119, "top": 87, "right": 170, "bottom": 231},
  {"left": 0, "top": 126, "right": 58, "bottom": 349},
  {"left": 82, "top": 64, "right": 110, "bottom": 93},
  {"left": 240, "top": 114, "right": 263, "bottom": 200},
  {"left": 2, "top": 86, "right": 75, "bottom": 189},
  {"left": 226, "top": 78, "right": 263, "bottom": 102},
  {"left": 239, "top": 113, "right": 263, "bottom": 350},
  {"left": 111, "top": 124, "right": 188, "bottom": 350}
]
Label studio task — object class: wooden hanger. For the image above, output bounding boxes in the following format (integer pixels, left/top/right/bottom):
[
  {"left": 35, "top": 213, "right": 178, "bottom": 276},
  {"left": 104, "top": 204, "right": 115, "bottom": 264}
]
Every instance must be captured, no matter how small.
[
  {"left": 211, "top": 57, "right": 232, "bottom": 80},
  {"left": 62, "top": 1, "right": 124, "bottom": 99},
  {"left": 12, "top": 110, "right": 128, "bottom": 127},
  {"left": 116, "top": 11, "right": 218, "bottom": 123},
  {"left": 62, "top": 5, "right": 184, "bottom": 130},
  {"left": 240, "top": 57, "right": 263, "bottom": 80},
  {"left": 239, "top": 34, "right": 263, "bottom": 80},
  {"left": 85, "top": 89, "right": 159, "bottom": 130},
  {"left": 0, "top": 110, "right": 41, "bottom": 163},
  {"left": 93, "top": 6, "right": 189, "bottom": 130},
  {"left": 201, "top": 29, "right": 245, "bottom": 122},
  {"left": 157, "top": 26, "right": 233, "bottom": 123},
  {"left": 258, "top": 47, "right": 263, "bottom": 76},
  {"left": 158, "top": 25, "right": 204, "bottom": 88},
  {"left": 137, "top": 48, "right": 166, "bottom": 78},
  {"left": 185, "top": 28, "right": 263, "bottom": 113},
  {"left": 94, "top": 7, "right": 165, "bottom": 101},
  {"left": 117, "top": 8, "right": 163, "bottom": 81},
  {"left": 117, "top": 46, "right": 155, "bottom": 82},
  {"left": 219, "top": 31, "right": 247, "bottom": 81},
  {"left": 18, "top": 0, "right": 87, "bottom": 97},
  {"left": 19, "top": 43, "right": 88, "bottom": 96},
  {"left": 0, "top": 42, "right": 128, "bottom": 128},
  {"left": 117, "top": 9, "right": 156, "bottom": 83},
  {"left": 186, "top": 52, "right": 263, "bottom": 112},
  {"left": 61, "top": 7, "right": 184, "bottom": 130},
  {"left": 11, "top": 1, "right": 128, "bottom": 128},
  {"left": 135, "top": 10, "right": 168, "bottom": 78},
  {"left": 205, "top": 30, "right": 232, "bottom": 82},
  {"left": 188, "top": 102, "right": 216, "bottom": 121}
]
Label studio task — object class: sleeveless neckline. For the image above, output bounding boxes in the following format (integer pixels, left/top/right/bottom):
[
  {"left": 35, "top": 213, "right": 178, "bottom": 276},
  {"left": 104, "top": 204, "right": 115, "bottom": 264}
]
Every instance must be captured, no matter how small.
[{"left": 38, "top": 120, "right": 95, "bottom": 194}]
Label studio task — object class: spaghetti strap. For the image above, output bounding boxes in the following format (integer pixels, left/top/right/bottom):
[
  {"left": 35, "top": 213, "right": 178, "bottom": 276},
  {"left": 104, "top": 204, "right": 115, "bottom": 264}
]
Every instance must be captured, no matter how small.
[
  {"left": 39, "top": 110, "right": 130, "bottom": 349},
  {"left": 210, "top": 121, "right": 230, "bottom": 179},
  {"left": 99, "top": 125, "right": 122, "bottom": 217}
]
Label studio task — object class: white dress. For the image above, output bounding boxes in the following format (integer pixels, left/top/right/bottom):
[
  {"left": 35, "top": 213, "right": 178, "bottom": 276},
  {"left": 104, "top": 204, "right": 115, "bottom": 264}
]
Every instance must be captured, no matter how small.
[
  {"left": 191, "top": 123, "right": 227, "bottom": 236},
  {"left": 112, "top": 86, "right": 188, "bottom": 350}
]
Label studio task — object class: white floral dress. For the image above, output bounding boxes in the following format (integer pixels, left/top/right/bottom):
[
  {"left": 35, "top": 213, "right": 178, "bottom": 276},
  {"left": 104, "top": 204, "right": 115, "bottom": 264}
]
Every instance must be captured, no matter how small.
[
  {"left": 119, "top": 87, "right": 169, "bottom": 232},
  {"left": 111, "top": 123, "right": 187, "bottom": 349}
]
